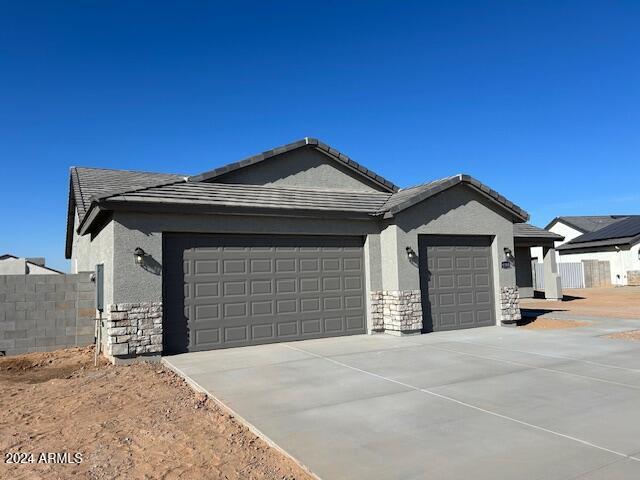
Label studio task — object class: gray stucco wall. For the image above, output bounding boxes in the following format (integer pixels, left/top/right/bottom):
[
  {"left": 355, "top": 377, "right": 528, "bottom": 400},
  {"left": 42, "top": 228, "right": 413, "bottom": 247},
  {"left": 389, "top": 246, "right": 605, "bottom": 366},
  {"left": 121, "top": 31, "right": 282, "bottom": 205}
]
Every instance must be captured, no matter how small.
[
  {"left": 71, "top": 211, "right": 115, "bottom": 306},
  {"left": 213, "top": 148, "right": 389, "bottom": 192},
  {"left": 111, "top": 211, "right": 380, "bottom": 303},
  {"left": 385, "top": 184, "right": 517, "bottom": 324}
]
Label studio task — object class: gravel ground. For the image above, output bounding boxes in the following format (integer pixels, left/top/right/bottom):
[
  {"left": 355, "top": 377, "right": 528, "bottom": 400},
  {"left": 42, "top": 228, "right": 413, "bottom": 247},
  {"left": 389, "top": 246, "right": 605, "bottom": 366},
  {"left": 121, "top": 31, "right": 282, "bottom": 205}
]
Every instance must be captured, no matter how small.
[
  {"left": 606, "top": 330, "right": 640, "bottom": 342},
  {"left": 520, "top": 318, "right": 590, "bottom": 330},
  {"left": 0, "top": 347, "right": 313, "bottom": 480},
  {"left": 520, "top": 286, "right": 640, "bottom": 319}
]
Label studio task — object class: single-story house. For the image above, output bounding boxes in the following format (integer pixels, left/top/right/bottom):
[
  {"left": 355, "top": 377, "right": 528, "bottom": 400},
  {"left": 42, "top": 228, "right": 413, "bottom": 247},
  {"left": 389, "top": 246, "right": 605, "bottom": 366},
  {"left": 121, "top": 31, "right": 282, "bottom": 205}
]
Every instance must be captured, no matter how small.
[
  {"left": 513, "top": 225, "right": 564, "bottom": 299},
  {"left": 530, "top": 215, "right": 631, "bottom": 263},
  {"left": 0, "top": 254, "right": 63, "bottom": 275},
  {"left": 65, "top": 138, "right": 561, "bottom": 362},
  {"left": 556, "top": 216, "right": 640, "bottom": 286}
]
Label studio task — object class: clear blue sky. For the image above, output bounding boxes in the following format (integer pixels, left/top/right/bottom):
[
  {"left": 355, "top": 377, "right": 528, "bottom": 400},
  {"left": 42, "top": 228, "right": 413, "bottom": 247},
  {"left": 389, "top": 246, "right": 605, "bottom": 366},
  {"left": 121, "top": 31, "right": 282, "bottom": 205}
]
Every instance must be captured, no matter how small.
[{"left": 1, "top": 1, "right": 638, "bottom": 272}]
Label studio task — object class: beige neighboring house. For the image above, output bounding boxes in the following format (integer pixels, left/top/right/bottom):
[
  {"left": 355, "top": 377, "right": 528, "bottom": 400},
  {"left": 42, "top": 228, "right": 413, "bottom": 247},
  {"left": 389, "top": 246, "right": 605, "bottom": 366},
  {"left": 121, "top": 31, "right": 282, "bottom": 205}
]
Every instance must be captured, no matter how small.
[{"left": 0, "top": 254, "right": 63, "bottom": 275}]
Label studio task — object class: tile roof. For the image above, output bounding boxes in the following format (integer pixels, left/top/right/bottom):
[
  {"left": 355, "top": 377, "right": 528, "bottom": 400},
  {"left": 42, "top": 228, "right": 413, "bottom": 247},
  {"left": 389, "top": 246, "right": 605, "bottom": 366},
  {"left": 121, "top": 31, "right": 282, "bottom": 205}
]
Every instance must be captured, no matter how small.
[
  {"left": 558, "top": 216, "right": 640, "bottom": 250},
  {"left": 546, "top": 215, "right": 631, "bottom": 233},
  {"left": 514, "top": 223, "right": 564, "bottom": 240},
  {"left": 86, "top": 172, "right": 528, "bottom": 224},
  {"left": 378, "top": 174, "right": 528, "bottom": 221},
  {"left": 104, "top": 182, "right": 393, "bottom": 214},
  {"left": 71, "top": 167, "right": 185, "bottom": 222}
]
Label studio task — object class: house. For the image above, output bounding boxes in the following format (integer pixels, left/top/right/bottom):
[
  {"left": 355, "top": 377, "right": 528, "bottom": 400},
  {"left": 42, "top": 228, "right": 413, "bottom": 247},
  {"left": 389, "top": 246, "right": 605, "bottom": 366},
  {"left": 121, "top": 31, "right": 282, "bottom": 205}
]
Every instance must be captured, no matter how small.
[
  {"left": 557, "top": 216, "right": 640, "bottom": 286},
  {"left": 0, "top": 254, "right": 63, "bottom": 275},
  {"left": 65, "top": 138, "right": 561, "bottom": 362},
  {"left": 530, "top": 215, "right": 639, "bottom": 286},
  {"left": 530, "top": 215, "right": 632, "bottom": 263}
]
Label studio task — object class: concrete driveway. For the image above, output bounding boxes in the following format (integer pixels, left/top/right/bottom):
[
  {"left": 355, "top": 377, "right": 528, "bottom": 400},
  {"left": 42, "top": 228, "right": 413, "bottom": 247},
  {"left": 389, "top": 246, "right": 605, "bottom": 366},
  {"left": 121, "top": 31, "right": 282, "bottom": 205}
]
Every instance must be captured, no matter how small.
[{"left": 164, "top": 317, "right": 640, "bottom": 480}]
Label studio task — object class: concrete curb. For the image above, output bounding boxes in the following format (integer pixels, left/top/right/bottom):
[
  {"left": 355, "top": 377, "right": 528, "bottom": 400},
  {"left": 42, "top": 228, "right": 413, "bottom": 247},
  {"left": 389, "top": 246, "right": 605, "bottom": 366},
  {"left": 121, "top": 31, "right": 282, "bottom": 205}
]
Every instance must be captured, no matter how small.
[{"left": 161, "top": 357, "right": 322, "bottom": 480}]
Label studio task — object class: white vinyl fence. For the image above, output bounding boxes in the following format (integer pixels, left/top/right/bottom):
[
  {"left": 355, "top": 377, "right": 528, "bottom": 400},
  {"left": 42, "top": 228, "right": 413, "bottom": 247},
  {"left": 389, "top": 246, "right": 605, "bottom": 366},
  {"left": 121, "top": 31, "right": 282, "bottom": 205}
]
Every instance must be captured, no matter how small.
[{"left": 534, "top": 262, "right": 585, "bottom": 290}]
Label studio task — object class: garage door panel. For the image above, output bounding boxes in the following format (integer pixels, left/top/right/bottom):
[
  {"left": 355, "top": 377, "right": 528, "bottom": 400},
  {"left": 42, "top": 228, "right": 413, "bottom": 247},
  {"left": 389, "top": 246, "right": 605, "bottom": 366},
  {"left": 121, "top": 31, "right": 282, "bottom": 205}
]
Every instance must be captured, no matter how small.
[
  {"left": 419, "top": 235, "right": 495, "bottom": 332},
  {"left": 163, "top": 233, "right": 366, "bottom": 353},
  {"left": 277, "top": 321, "right": 299, "bottom": 336}
]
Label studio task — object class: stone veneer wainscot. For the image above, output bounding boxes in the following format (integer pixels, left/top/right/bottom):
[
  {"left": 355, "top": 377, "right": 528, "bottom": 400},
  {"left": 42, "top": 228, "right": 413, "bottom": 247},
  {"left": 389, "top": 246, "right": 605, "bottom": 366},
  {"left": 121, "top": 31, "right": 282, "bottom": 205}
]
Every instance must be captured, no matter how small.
[
  {"left": 105, "top": 302, "right": 162, "bottom": 361},
  {"left": 370, "top": 290, "right": 423, "bottom": 334},
  {"left": 499, "top": 286, "right": 521, "bottom": 323}
]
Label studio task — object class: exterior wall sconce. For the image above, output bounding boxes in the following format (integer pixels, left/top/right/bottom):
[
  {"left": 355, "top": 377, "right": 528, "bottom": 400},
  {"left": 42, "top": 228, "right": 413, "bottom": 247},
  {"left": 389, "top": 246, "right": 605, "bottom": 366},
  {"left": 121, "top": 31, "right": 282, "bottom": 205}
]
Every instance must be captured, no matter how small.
[
  {"left": 406, "top": 246, "right": 417, "bottom": 261},
  {"left": 134, "top": 247, "right": 147, "bottom": 266},
  {"left": 503, "top": 247, "right": 514, "bottom": 261}
]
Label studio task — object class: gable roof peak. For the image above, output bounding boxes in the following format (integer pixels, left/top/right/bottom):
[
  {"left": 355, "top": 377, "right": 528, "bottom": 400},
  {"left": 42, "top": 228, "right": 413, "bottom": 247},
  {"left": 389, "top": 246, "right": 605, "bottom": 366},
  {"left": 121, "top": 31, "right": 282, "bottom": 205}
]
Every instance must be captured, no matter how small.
[{"left": 189, "top": 137, "right": 399, "bottom": 192}]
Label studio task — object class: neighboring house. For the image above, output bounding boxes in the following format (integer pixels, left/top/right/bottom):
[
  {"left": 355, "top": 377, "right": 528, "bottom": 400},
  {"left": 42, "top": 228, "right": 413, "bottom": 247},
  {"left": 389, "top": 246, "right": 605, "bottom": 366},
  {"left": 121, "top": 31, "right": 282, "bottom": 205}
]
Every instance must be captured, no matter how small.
[
  {"left": 0, "top": 254, "right": 63, "bottom": 275},
  {"left": 530, "top": 215, "right": 631, "bottom": 262},
  {"left": 530, "top": 215, "right": 639, "bottom": 286},
  {"left": 65, "top": 137, "right": 559, "bottom": 362},
  {"left": 557, "top": 216, "right": 640, "bottom": 286}
]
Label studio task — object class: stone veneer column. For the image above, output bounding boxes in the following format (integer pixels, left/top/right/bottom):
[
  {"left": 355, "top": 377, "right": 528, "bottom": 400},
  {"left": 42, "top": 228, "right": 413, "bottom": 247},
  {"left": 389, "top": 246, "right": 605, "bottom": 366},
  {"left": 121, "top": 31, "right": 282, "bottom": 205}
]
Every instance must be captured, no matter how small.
[
  {"left": 499, "top": 286, "right": 521, "bottom": 325},
  {"left": 105, "top": 302, "right": 162, "bottom": 362},
  {"left": 370, "top": 290, "right": 422, "bottom": 335}
]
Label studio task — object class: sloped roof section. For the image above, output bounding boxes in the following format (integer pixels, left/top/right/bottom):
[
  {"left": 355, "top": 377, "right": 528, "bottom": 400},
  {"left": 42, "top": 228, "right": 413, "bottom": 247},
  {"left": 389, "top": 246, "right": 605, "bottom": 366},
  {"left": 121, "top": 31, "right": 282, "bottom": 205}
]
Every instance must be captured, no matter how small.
[
  {"left": 514, "top": 223, "right": 564, "bottom": 241},
  {"left": 71, "top": 167, "right": 185, "bottom": 222},
  {"left": 558, "top": 216, "right": 640, "bottom": 250},
  {"left": 545, "top": 215, "right": 630, "bottom": 233},
  {"left": 189, "top": 137, "right": 399, "bottom": 193},
  {"left": 379, "top": 174, "right": 529, "bottom": 221},
  {"left": 100, "top": 182, "right": 392, "bottom": 215},
  {"left": 72, "top": 171, "right": 528, "bottom": 240}
]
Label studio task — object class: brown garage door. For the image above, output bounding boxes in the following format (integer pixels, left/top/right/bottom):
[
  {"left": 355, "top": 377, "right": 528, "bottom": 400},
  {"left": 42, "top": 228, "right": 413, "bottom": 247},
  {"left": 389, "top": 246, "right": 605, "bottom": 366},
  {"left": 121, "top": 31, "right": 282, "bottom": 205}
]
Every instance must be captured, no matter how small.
[
  {"left": 418, "top": 235, "right": 495, "bottom": 332},
  {"left": 163, "top": 234, "right": 366, "bottom": 353}
]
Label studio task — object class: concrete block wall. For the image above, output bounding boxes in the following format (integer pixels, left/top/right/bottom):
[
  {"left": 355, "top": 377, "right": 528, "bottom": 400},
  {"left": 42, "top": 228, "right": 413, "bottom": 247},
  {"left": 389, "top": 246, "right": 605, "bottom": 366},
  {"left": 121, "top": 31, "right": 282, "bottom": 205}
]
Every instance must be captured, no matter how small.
[{"left": 0, "top": 273, "right": 96, "bottom": 356}]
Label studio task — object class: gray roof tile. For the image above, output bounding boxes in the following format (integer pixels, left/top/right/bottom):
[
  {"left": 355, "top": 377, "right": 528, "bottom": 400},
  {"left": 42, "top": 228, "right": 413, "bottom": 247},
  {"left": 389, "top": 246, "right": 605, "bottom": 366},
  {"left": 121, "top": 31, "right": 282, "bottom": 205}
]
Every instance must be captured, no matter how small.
[
  {"left": 514, "top": 223, "right": 564, "bottom": 240},
  {"left": 103, "top": 182, "right": 392, "bottom": 214},
  {"left": 71, "top": 167, "right": 185, "bottom": 222},
  {"left": 546, "top": 215, "right": 631, "bottom": 233}
]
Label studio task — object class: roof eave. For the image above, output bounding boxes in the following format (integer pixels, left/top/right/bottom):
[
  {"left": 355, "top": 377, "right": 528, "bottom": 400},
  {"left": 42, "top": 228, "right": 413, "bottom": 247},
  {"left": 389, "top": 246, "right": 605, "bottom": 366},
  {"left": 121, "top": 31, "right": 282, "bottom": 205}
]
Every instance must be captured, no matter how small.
[
  {"left": 558, "top": 236, "right": 638, "bottom": 251},
  {"left": 79, "top": 199, "right": 377, "bottom": 233}
]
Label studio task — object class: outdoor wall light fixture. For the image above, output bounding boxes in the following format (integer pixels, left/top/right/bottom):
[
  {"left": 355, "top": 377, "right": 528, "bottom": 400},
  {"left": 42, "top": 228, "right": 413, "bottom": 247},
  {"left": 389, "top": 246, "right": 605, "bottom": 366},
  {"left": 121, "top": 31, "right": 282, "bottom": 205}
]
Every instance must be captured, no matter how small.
[
  {"left": 503, "top": 247, "right": 514, "bottom": 261},
  {"left": 134, "top": 247, "right": 147, "bottom": 266},
  {"left": 406, "top": 246, "right": 417, "bottom": 261}
]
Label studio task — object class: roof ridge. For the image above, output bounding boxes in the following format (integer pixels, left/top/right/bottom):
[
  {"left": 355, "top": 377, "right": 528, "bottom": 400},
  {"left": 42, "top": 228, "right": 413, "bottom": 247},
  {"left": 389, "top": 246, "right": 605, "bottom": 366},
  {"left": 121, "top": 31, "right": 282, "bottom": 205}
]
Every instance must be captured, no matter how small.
[
  {"left": 188, "top": 138, "right": 400, "bottom": 192},
  {"left": 397, "top": 174, "right": 460, "bottom": 192},
  {"left": 73, "top": 165, "right": 186, "bottom": 176},
  {"left": 157, "top": 182, "right": 393, "bottom": 196},
  {"left": 376, "top": 173, "right": 528, "bottom": 221}
]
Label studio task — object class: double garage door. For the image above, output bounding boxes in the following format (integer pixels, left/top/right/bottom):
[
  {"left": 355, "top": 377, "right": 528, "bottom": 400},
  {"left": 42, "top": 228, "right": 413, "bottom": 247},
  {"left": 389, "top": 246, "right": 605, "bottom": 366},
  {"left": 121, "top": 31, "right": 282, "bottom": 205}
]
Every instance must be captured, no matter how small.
[
  {"left": 163, "top": 234, "right": 367, "bottom": 353},
  {"left": 419, "top": 235, "right": 496, "bottom": 332}
]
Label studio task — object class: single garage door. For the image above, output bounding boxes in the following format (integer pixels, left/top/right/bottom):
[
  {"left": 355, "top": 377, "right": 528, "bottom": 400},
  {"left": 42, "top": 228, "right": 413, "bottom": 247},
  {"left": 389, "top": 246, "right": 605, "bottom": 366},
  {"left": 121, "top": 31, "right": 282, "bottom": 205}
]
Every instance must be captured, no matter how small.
[
  {"left": 163, "top": 234, "right": 367, "bottom": 353},
  {"left": 418, "top": 235, "right": 495, "bottom": 332}
]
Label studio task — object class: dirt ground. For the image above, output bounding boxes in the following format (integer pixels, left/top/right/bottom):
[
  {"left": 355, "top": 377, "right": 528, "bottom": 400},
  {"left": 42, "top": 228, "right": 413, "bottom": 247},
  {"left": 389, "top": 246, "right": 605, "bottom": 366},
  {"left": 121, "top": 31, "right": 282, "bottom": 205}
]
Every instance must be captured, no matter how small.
[
  {"left": 520, "top": 318, "right": 590, "bottom": 330},
  {"left": 606, "top": 330, "right": 640, "bottom": 342},
  {"left": 0, "top": 347, "right": 313, "bottom": 480},
  {"left": 519, "top": 286, "right": 640, "bottom": 319}
]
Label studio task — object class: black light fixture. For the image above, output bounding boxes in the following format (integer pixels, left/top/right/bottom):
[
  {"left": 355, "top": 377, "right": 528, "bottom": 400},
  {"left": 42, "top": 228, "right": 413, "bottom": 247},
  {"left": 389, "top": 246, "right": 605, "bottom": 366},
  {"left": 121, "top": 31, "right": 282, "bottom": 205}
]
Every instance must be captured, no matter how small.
[
  {"left": 503, "top": 247, "right": 514, "bottom": 261},
  {"left": 134, "top": 247, "right": 146, "bottom": 266},
  {"left": 406, "top": 246, "right": 417, "bottom": 261}
]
